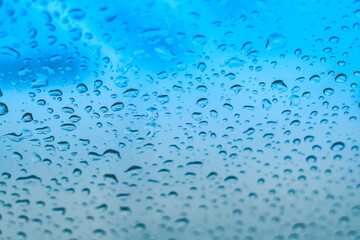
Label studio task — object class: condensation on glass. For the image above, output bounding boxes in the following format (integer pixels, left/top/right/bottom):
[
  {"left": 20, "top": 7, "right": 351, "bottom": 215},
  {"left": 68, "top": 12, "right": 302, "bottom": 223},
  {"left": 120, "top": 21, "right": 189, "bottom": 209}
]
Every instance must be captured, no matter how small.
[{"left": 0, "top": 0, "right": 360, "bottom": 240}]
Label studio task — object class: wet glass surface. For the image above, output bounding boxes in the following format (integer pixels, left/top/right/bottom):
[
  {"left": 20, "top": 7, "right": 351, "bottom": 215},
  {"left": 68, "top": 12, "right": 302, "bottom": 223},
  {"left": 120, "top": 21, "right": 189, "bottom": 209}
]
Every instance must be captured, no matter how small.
[{"left": 0, "top": 0, "right": 360, "bottom": 239}]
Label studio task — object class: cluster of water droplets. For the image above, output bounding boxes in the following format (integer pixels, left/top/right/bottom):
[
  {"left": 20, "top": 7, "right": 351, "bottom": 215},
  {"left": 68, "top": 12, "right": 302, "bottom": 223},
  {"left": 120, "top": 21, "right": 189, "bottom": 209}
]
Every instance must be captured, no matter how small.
[{"left": 0, "top": 0, "right": 360, "bottom": 240}]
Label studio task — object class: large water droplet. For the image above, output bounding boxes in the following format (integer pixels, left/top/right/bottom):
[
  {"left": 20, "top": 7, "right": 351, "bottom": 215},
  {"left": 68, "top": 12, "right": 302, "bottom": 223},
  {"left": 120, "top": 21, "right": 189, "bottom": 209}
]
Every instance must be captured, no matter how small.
[
  {"left": 271, "top": 80, "right": 287, "bottom": 93},
  {"left": 335, "top": 73, "right": 347, "bottom": 83},
  {"left": 330, "top": 142, "right": 345, "bottom": 151},
  {"left": 0, "top": 102, "right": 8, "bottom": 116},
  {"left": 21, "top": 113, "right": 33, "bottom": 123}
]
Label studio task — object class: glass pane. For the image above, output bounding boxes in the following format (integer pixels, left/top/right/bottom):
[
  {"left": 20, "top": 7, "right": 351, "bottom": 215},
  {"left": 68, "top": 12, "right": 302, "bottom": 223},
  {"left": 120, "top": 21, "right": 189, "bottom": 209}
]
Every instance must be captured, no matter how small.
[{"left": 0, "top": 0, "right": 360, "bottom": 239}]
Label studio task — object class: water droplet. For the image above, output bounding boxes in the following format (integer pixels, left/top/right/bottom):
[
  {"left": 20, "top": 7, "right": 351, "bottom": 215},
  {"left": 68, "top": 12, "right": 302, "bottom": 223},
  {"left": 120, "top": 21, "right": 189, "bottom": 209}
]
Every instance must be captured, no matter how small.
[
  {"left": 49, "top": 89, "right": 63, "bottom": 97},
  {"left": 309, "top": 75, "right": 320, "bottom": 83},
  {"left": 77, "top": 84, "right": 88, "bottom": 93},
  {"left": 111, "top": 102, "right": 125, "bottom": 111},
  {"left": 331, "top": 142, "right": 345, "bottom": 151},
  {"left": 306, "top": 155, "right": 317, "bottom": 163},
  {"left": 69, "top": 8, "right": 86, "bottom": 21},
  {"left": 114, "top": 75, "right": 129, "bottom": 88},
  {"left": 31, "top": 74, "right": 48, "bottom": 88},
  {"left": 156, "top": 95, "right": 170, "bottom": 105},
  {"left": 192, "top": 35, "right": 207, "bottom": 46},
  {"left": 21, "top": 113, "right": 33, "bottom": 123},
  {"left": 123, "top": 89, "right": 139, "bottom": 98},
  {"left": 271, "top": 80, "right": 287, "bottom": 93},
  {"left": 0, "top": 102, "right": 8, "bottom": 116},
  {"left": 335, "top": 73, "right": 347, "bottom": 83},
  {"left": 323, "top": 88, "right": 334, "bottom": 96},
  {"left": 266, "top": 33, "right": 286, "bottom": 50},
  {"left": 196, "top": 98, "right": 208, "bottom": 108},
  {"left": 61, "top": 123, "right": 77, "bottom": 131}
]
